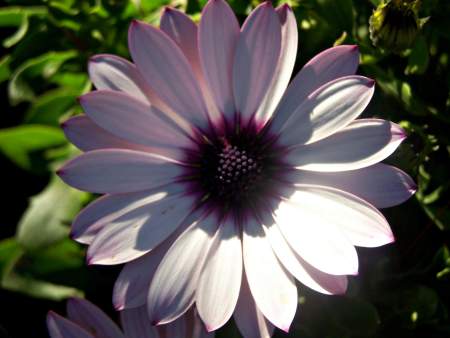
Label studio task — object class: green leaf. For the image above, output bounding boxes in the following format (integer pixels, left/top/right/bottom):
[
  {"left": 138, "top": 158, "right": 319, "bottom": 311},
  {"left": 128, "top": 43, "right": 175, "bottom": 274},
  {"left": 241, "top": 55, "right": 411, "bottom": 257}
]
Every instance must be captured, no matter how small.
[
  {"left": 25, "top": 88, "right": 79, "bottom": 126},
  {"left": 0, "top": 6, "right": 47, "bottom": 48},
  {"left": 16, "top": 175, "right": 87, "bottom": 251},
  {"left": 317, "top": 0, "right": 354, "bottom": 34},
  {"left": 3, "top": 12, "right": 29, "bottom": 48},
  {"left": 330, "top": 297, "right": 380, "bottom": 336},
  {"left": 8, "top": 50, "right": 77, "bottom": 105},
  {"left": 0, "top": 7, "right": 46, "bottom": 27},
  {"left": 405, "top": 36, "right": 429, "bottom": 75},
  {"left": 0, "top": 125, "right": 66, "bottom": 170},
  {"left": 1, "top": 270, "right": 83, "bottom": 301},
  {"left": 0, "top": 54, "right": 11, "bottom": 84},
  {"left": 0, "top": 238, "right": 23, "bottom": 279},
  {"left": 0, "top": 7, "right": 24, "bottom": 27},
  {"left": 0, "top": 238, "right": 84, "bottom": 301}
]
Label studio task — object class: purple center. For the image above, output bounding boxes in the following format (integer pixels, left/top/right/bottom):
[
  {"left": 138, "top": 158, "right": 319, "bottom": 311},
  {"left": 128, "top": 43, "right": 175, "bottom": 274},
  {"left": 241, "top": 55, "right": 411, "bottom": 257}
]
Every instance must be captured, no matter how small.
[{"left": 184, "top": 123, "right": 285, "bottom": 216}]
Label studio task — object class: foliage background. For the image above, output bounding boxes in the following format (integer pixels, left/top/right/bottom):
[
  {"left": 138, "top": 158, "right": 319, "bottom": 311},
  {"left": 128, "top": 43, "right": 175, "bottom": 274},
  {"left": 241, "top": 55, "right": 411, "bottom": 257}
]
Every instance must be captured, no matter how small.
[{"left": 0, "top": 0, "right": 449, "bottom": 337}]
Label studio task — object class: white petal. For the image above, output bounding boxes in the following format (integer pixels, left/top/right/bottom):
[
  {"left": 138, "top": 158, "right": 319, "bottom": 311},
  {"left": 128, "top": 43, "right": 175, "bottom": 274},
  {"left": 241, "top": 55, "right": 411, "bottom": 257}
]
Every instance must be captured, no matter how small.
[
  {"left": 199, "top": 0, "right": 239, "bottom": 120},
  {"left": 89, "top": 54, "right": 174, "bottom": 116},
  {"left": 113, "top": 238, "right": 171, "bottom": 310},
  {"left": 57, "top": 149, "right": 184, "bottom": 194},
  {"left": 71, "top": 189, "right": 163, "bottom": 244},
  {"left": 160, "top": 8, "right": 199, "bottom": 73},
  {"left": 112, "top": 210, "right": 200, "bottom": 309},
  {"left": 66, "top": 298, "right": 124, "bottom": 338},
  {"left": 263, "top": 222, "right": 347, "bottom": 295},
  {"left": 233, "top": 3, "right": 281, "bottom": 124},
  {"left": 79, "top": 90, "right": 193, "bottom": 160},
  {"left": 234, "top": 274, "right": 274, "bottom": 338},
  {"left": 87, "top": 188, "right": 194, "bottom": 265},
  {"left": 294, "top": 185, "right": 393, "bottom": 248},
  {"left": 275, "top": 76, "right": 375, "bottom": 146},
  {"left": 254, "top": 4, "right": 298, "bottom": 125},
  {"left": 288, "top": 163, "right": 416, "bottom": 208},
  {"left": 120, "top": 306, "right": 159, "bottom": 338},
  {"left": 271, "top": 45, "right": 359, "bottom": 129},
  {"left": 161, "top": 7, "right": 221, "bottom": 125},
  {"left": 147, "top": 214, "right": 218, "bottom": 325},
  {"left": 62, "top": 116, "right": 153, "bottom": 153},
  {"left": 287, "top": 119, "right": 406, "bottom": 172},
  {"left": 47, "top": 312, "right": 95, "bottom": 338},
  {"left": 243, "top": 216, "right": 297, "bottom": 332},
  {"left": 128, "top": 20, "right": 209, "bottom": 130},
  {"left": 196, "top": 218, "right": 242, "bottom": 331},
  {"left": 276, "top": 185, "right": 386, "bottom": 275},
  {"left": 88, "top": 54, "right": 149, "bottom": 103}
]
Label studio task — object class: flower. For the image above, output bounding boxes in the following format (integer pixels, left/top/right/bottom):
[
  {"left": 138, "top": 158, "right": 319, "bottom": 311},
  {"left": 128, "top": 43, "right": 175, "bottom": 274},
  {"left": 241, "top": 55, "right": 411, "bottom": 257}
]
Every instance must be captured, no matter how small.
[
  {"left": 47, "top": 297, "right": 211, "bottom": 338},
  {"left": 369, "top": 0, "right": 427, "bottom": 52},
  {"left": 58, "top": 0, "right": 416, "bottom": 335}
]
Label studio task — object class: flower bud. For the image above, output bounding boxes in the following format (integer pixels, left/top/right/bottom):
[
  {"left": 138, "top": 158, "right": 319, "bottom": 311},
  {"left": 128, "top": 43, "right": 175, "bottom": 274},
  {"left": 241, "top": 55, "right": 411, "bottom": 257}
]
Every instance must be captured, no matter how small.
[{"left": 369, "top": 0, "right": 427, "bottom": 53}]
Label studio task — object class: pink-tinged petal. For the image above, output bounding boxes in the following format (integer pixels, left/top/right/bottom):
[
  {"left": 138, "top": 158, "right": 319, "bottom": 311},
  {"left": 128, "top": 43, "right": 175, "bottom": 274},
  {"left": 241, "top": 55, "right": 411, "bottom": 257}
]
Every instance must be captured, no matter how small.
[
  {"left": 288, "top": 164, "right": 416, "bottom": 208},
  {"left": 113, "top": 248, "right": 166, "bottom": 310},
  {"left": 79, "top": 90, "right": 193, "bottom": 160},
  {"left": 254, "top": 4, "right": 298, "bottom": 125},
  {"left": 89, "top": 54, "right": 187, "bottom": 130},
  {"left": 71, "top": 189, "right": 162, "bottom": 244},
  {"left": 294, "top": 185, "right": 394, "bottom": 248},
  {"left": 234, "top": 275, "right": 275, "bottom": 338},
  {"left": 88, "top": 54, "right": 149, "bottom": 103},
  {"left": 161, "top": 7, "right": 221, "bottom": 125},
  {"left": 287, "top": 119, "right": 406, "bottom": 172},
  {"left": 275, "top": 76, "right": 375, "bottom": 146},
  {"left": 87, "top": 188, "right": 194, "bottom": 265},
  {"left": 47, "top": 312, "right": 95, "bottom": 338},
  {"left": 271, "top": 45, "right": 359, "bottom": 129},
  {"left": 233, "top": 2, "right": 281, "bottom": 124},
  {"left": 62, "top": 116, "right": 154, "bottom": 153},
  {"left": 157, "top": 309, "right": 213, "bottom": 338},
  {"left": 196, "top": 218, "right": 242, "bottom": 331},
  {"left": 57, "top": 149, "right": 183, "bottom": 194},
  {"left": 147, "top": 214, "right": 219, "bottom": 325},
  {"left": 112, "top": 219, "right": 192, "bottom": 310},
  {"left": 66, "top": 298, "right": 124, "bottom": 338},
  {"left": 199, "top": 0, "right": 239, "bottom": 120},
  {"left": 243, "top": 216, "right": 297, "bottom": 332},
  {"left": 120, "top": 306, "right": 159, "bottom": 338},
  {"left": 128, "top": 20, "right": 209, "bottom": 130},
  {"left": 162, "top": 315, "right": 187, "bottom": 338},
  {"left": 275, "top": 186, "right": 369, "bottom": 275},
  {"left": 263, "top": 222, "right": 347, "bottom": 295},
  {"left": 160, "top": 8, "right": 199, "bottom": 73}
]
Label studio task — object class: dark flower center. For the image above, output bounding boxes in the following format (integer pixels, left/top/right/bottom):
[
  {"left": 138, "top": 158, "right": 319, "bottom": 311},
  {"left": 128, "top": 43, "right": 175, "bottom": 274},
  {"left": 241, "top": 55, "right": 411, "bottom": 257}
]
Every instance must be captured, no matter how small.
[{"left": 183, "top": 124, "right": 285, "bottom": 216}]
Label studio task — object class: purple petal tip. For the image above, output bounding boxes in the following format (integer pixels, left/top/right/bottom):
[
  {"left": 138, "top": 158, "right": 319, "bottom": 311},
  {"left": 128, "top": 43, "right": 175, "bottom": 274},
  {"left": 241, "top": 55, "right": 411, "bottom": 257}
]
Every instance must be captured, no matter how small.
[
  {"left": 47, "top": 310, "right": 57, "bottom": 318},
  {"left": 55, "top": 168, "right": 64, "bottom": 176},
  {"left": 205, "top": 325, "right": 215, "bottom": 332},
  {"left": 114, "top": 303, "right": 124, "bottom": 311},
  {"left": 68, "top": 229, "right": 77, "bottom": 240},
  {"left": 280, "top": 325, "right": 291, "bottom": 333}
]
